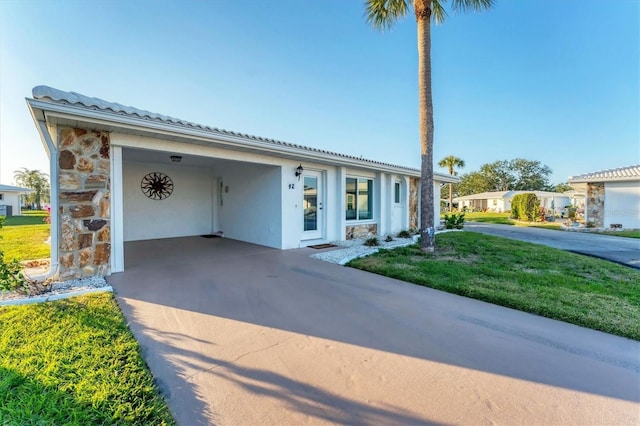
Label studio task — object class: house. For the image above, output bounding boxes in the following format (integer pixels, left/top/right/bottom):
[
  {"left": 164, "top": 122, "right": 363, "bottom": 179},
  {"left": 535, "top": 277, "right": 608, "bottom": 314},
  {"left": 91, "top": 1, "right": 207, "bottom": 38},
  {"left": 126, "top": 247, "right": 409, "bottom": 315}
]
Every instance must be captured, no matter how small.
[
  {"left": 568, "top": 165, "right": 640, "bottom": 229},
  {"left": 26, "top": 85, "right": 457, "bottom": 280},
  {"left": 454, "top": 190, "right": 570, "bottom": 215},
  {"left": 0, "top": 184, "right": 33, "bottom": 216}
]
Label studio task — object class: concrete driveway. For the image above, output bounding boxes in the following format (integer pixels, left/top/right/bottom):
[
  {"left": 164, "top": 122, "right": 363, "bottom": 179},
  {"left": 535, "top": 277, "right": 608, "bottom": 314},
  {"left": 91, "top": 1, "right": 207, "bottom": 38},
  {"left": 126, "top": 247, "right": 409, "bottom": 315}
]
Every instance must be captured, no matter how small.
[
  {"left": 466, "top": 222, "right": 640, "bottom": 269},
  {"left": 108, "top": 237, "right": 640, "bottom": 425}
]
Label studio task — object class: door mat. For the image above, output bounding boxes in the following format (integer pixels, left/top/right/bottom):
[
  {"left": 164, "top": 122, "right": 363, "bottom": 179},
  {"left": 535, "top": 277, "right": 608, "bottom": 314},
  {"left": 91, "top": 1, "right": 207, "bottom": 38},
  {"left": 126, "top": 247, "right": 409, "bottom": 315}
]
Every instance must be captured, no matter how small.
[
  {"left": 201, "top": 234, "right": 222, "bottom": 238},
  {"left": 308, "top": 243, "right": 337, "bottom": 249}
]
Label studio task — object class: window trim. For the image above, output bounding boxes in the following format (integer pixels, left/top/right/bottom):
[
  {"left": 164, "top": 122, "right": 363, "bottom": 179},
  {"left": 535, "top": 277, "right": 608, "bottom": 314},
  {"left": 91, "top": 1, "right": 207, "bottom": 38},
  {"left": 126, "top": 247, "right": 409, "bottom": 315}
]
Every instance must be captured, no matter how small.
[
  {"left": 394, "top": 181, "right": 401, "bottom": 204},
  {"left": 346, "top": 176, "right": 374, "bottom": 221}
]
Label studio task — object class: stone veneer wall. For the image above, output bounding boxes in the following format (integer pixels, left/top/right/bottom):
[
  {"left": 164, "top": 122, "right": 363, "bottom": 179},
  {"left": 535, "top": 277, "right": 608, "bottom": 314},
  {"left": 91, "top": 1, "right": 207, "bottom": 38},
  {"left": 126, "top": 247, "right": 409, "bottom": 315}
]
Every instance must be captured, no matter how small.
[
  {"left": 587, "top": 182, "right": 605, "bottom": 228},
  {"left": 345, "top": 224, "right": 378, "bottom": 240},
  {"left": 409, "top": 177, "right": 419, "bottom": 231},
  {"left": 57, "top": 128, "right": 111, "bottom": 280}
]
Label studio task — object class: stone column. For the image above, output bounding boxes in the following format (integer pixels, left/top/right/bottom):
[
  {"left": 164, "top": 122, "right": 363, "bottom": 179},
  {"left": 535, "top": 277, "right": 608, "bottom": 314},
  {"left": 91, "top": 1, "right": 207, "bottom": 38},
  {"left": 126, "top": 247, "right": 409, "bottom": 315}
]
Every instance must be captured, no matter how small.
[
  {"left": 409, "top": 177, "right": 419, "bottom": 231},
  {"left": 57, "top": 128, "right": 111, "bottom": 280},
  {"left": 587, "top": 183, "right": 605, "bottom": 228}
]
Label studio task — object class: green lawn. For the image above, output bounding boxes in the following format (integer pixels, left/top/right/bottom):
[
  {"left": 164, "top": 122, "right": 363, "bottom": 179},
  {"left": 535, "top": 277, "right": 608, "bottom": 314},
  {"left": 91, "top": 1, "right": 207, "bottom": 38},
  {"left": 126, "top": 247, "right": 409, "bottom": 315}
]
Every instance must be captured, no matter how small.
[
  {"left": 594, "top": 230, "right": 640, "bottom": 239},
  {"left": 348, "top": 232, "right": 640, "bottom": 340},
  {"left": 0, "top": 293, "right": 174, "bottom": 425},
  {"left": 0, "top": 212, "right": 50, "bottom": 261},
  {"left": 460, "top": 212, "right": 514, "bottom": 225}
]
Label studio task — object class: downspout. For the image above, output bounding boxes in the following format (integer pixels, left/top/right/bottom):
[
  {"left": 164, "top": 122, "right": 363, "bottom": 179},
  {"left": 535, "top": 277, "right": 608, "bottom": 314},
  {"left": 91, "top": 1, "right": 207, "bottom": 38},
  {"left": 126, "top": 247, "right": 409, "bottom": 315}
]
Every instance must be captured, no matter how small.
[{"left": 26, "top": 120, "right": 59, "bottom": 281}]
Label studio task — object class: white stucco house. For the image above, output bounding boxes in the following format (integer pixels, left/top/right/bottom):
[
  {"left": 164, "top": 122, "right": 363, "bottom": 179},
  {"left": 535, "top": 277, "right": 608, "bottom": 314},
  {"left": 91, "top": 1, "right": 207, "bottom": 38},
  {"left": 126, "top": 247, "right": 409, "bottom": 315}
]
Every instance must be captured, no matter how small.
[
  {"left": 0, "top": 184, "right": 32, "bottom": 216},
  {"left": 26, "top": 85, "right": 457, "bottom": 279},
  {"left": 454, "top": 190, "right": 570, "bottom": 215},
  {"left": 568, "top": 165, "right": 640, "bottom": 229}
]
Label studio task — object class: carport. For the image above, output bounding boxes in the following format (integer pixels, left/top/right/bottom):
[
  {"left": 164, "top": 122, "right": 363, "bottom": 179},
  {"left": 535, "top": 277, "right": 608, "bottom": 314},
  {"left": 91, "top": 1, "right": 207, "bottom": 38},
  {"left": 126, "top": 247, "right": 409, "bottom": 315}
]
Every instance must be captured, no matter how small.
[{"left": 120, "top": 147, "right": 282, "bottom": 249}]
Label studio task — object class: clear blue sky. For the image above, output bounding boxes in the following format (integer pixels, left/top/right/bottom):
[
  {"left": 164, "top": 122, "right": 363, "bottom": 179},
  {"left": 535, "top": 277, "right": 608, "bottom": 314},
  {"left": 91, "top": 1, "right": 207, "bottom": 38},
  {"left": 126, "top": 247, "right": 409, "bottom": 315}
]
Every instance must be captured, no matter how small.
[{"left": 1, "top": 0, "right": 638, "bottom": 186}]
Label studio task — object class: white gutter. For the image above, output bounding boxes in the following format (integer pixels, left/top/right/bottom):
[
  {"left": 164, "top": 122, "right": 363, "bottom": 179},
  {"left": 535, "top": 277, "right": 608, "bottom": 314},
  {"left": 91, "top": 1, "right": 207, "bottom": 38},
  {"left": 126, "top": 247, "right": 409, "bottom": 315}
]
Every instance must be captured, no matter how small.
[
  {"left": 26, "top": 98, "right": 459, "bottom": 183},
  {"left": 25, "top": 112, "right": 59, "bottom": 281}
]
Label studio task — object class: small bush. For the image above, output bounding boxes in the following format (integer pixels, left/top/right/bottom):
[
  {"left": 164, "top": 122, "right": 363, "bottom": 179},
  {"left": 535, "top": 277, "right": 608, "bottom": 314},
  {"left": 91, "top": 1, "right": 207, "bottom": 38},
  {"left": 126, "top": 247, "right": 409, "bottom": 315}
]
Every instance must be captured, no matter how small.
[
  {"left": 0, "top": 216, "right": 27, "bottom": 292},
  {"left": 364, "top": 236, "right": 380, "bottom": 246},
  {"left": 385, "top": 235, "right": 393, "bottom": 242},
  {"left": 444, "top": 213, "right": 465, "bottom": 229},
  {"left": 511, "top": 193, "right": 540, "bottom": 222},
  {"left": 397, "top": 230, "right": 412, "bottom": 238}
]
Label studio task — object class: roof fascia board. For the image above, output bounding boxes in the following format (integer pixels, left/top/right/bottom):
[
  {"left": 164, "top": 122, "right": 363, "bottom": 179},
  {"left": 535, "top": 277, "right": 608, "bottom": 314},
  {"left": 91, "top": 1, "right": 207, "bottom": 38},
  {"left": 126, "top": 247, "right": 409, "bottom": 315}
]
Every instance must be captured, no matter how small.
[{"left": 568, "top": 177, "right": 639, "bottom": 183}]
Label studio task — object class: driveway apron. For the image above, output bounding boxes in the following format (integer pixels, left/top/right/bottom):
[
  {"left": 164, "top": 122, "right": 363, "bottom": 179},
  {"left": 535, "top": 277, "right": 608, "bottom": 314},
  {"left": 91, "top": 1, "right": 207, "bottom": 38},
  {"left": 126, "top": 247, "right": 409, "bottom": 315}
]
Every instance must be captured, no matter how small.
[{"left": 107, "top": 237, "right": 640, "bottom": 425}]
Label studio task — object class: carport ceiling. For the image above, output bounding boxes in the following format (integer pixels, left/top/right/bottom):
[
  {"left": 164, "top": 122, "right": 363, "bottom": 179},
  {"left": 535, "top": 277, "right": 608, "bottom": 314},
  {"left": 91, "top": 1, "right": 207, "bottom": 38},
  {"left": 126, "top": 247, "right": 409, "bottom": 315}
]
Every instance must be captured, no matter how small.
[{"left": 123, "top": 148, "right": 242, "bottom": 169}]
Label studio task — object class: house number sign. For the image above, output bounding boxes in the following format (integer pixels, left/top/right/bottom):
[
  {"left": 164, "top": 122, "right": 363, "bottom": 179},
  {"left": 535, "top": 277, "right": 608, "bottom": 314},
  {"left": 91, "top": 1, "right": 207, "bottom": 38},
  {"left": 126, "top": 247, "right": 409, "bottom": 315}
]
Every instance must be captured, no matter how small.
[{"left": 141, "top": 172, "right": 174, "bottom": 200}]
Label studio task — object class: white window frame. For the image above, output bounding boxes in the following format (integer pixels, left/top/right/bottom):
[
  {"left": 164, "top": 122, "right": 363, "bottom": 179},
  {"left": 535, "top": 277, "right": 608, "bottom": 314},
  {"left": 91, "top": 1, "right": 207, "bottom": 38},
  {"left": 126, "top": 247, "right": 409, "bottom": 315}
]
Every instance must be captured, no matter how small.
[{"left": 346, "top": 177, "right": 374, "bottom": 221}]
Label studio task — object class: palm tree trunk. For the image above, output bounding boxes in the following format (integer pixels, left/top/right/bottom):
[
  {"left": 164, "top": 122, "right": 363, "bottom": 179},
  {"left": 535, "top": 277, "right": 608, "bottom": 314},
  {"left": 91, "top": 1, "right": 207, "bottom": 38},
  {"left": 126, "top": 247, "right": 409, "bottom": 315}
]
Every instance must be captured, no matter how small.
[
  {"left": 416, "top": 2, "right": 435, "bottom": 253},
  {"left": 449, "top": 182, "right": 453, "bottom": 212}
]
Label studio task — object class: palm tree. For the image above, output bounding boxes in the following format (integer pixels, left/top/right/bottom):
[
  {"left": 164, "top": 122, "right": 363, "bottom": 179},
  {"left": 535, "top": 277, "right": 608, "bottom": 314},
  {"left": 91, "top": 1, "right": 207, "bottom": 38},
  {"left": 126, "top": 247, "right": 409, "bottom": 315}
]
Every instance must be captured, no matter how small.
[
  {"left": 366, "top": 0, "right": 493, "bottom": 253},
  {"left": 438, "top": 155, "right": 465, "bottom": 211},
  {"left": 13, "top": 168, "right": 50, "bottom": 210}
]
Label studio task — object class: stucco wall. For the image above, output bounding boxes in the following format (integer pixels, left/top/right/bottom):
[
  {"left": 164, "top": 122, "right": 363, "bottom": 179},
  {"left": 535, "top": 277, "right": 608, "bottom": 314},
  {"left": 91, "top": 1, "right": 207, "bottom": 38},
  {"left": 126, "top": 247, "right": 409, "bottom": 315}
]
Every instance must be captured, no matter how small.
[
  {"left": 219, "top": 162, "right": 282, "bottom": 248},
  {"left": 605, "top": 181, "right": 640, "bottom": 229},
  {"left": 123, "top": 161, "right": 214, "bottom": 241}
]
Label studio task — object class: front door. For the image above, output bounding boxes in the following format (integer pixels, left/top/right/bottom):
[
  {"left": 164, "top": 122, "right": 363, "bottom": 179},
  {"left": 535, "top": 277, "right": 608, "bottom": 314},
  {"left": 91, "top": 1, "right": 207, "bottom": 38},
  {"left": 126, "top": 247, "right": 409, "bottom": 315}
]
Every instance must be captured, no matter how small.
[{"left": 302, "top": 171, "right": 324, "bottom": 240}]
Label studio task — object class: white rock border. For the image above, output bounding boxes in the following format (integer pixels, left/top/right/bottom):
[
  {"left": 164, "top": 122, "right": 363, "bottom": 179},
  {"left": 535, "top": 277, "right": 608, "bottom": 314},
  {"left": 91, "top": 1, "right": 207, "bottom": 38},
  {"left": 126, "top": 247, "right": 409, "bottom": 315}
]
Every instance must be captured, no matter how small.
[{"left": 0, "top": 276, "right": 112, "bottom": 307}]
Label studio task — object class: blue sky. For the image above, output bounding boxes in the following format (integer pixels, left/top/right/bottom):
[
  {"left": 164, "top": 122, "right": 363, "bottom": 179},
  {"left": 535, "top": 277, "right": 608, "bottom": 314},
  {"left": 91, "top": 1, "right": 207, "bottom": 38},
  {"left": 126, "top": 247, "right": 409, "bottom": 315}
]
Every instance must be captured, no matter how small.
[{"left": 1, "top": 0, "right": 638, "bottom": 186}]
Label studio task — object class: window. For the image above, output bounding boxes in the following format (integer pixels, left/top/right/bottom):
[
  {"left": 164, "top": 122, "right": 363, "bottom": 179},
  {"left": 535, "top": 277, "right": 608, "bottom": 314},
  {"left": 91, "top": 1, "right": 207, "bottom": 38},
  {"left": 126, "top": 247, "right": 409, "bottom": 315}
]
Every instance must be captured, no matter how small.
[
  {"left": 0, "top": 194, "right": 3, "bottom": 201},
  {"left": 346, "top": 177, "right": 373, "bottom": 220},
  {"left": 394, "top": 182, "right": 401, "bottom": 204}
]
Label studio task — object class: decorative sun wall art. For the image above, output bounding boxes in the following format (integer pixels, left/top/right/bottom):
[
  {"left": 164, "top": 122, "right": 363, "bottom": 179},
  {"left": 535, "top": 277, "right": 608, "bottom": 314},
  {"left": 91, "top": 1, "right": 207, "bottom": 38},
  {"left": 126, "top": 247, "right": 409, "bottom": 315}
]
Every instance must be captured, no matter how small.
[{"left": 141, "top": 172, "right": 174, "bottom": 200}]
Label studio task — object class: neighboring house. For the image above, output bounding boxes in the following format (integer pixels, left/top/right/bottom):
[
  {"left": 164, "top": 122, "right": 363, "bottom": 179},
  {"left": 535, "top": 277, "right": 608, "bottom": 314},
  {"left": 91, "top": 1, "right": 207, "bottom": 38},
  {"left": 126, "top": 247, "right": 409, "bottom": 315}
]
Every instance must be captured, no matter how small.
[
  {"left": 26, "top": 85, "right": 457, "bottom": 280},
  {"left": 0, "top": 184, "right": 33, "bottom": 216},
  {"left": 454, "top": 190, "right": 570, "bottom": 214},
  {"left": 568, "top": 165, "right": 640, "bottom": 229}
]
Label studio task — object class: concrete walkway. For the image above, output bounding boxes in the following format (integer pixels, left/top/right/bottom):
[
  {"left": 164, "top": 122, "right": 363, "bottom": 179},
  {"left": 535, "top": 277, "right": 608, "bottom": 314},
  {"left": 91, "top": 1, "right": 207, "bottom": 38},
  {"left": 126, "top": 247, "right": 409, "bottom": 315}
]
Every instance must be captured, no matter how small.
[
  {"left": 108, "top": 237, "right": 640, "bottom": 425},
  {"left": 466, "top": 222, "right": 640, "bottom": 269}
]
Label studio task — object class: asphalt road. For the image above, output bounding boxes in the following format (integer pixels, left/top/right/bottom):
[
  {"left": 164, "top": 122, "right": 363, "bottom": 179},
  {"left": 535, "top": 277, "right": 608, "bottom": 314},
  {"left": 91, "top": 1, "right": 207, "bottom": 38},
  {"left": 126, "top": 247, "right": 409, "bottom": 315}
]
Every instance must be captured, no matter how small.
[{"left": 465, "top": 222, "right": 640, "bottom": 269}]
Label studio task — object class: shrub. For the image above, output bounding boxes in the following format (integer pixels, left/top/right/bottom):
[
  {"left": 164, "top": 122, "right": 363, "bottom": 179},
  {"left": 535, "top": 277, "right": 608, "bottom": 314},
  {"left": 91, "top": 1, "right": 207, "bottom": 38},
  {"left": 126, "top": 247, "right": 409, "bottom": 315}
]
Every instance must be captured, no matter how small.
[
  {"left": 364, "top": 236, "right": 380, "bottom": 246},
  {"left": 444, "top": 213, "right": 465, "bottom": 229},
  {"left": 0, "top": 216, "right": 27, "bottom": 292},
  {"left": 511, "top": 193, "right": 540, "bottom": 222},
  {"left": 397, "top": 230, "right": 412, "bottom": 238},
  {"left": 385, "top": 235, "right": 393, "bottom": 242}
]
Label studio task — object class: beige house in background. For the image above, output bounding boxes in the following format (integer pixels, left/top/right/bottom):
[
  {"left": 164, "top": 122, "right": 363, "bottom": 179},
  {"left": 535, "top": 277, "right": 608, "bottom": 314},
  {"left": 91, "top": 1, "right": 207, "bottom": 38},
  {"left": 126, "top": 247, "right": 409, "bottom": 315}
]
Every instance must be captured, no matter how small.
[{"left": 568, "top": 165, "right": 640, "bottom": 229}]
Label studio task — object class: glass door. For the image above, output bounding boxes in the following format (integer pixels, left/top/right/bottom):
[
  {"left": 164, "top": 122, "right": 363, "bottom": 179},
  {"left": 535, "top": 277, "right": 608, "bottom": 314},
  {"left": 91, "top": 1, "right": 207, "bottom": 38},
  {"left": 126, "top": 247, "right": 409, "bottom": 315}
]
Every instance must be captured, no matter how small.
[{"left": 302, "top": 171, "right": 323, "bottom": 240}]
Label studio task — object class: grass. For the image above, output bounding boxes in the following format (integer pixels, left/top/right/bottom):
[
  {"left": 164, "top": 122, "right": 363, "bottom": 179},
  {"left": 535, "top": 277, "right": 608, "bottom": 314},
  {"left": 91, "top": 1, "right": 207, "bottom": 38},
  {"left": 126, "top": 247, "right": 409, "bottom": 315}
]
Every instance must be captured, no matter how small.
[
  {"left": 348, "top": 232, "right": 640, "bottom": 340},
  {"left": 0, "top": 292, "right": 174, "bottom": 425},
  {"left": 0, "top": 212, "right": 50, "bottom": 261},
  {"left": 460, "top": 212, "right": 514, "bottom": 225},
  {"left": 594, "top": 230, "right": 640, "bottom": 239}
]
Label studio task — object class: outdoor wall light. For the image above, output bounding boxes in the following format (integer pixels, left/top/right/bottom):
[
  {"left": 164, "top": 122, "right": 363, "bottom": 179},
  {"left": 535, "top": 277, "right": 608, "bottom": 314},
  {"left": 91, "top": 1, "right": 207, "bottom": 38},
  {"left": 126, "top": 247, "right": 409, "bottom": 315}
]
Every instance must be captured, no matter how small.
[
  {"left": 170, "top": 155, "right": 182, "bottom": 163},
  {"left": 295, "top": 164, "right": 304, "bottom": 180}
]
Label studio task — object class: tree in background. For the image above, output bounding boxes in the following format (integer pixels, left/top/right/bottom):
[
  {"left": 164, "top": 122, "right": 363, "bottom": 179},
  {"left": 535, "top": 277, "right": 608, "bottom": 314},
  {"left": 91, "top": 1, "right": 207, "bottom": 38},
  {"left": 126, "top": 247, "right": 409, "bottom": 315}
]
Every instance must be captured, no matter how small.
[
  {"left": 457, "top": 159, "right": 553, "bottom": 196},
  {"left": 438, "top": 155, "right": 465, "bottom": 211},
  {"left": 365, "top": 0, "right": 493, "bottom": 253},
  {"left": 457, "top": 171, "right": 491, "bottom": 196},
  {"left": 13, "top": 168, "right": 50, "bottom": 210},
  {"left": 553, "top": 182, "right": 572, "bottom": 193}
]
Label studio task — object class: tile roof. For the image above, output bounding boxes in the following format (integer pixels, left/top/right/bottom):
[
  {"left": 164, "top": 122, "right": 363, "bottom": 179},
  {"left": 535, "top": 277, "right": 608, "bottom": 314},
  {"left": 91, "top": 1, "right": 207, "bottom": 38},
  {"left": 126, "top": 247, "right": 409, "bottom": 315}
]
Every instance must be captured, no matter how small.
[
  {"left": 31, "top": 86, "right": 427, "bottom": 175},
  {"left": 568, "top": 165, "right": 640, "bottom": 183}
]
